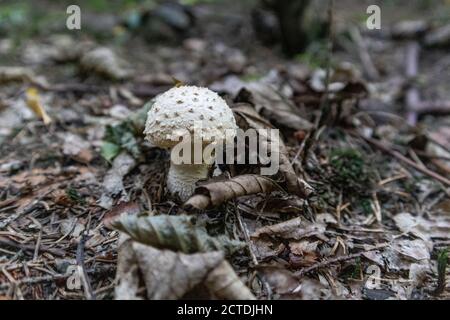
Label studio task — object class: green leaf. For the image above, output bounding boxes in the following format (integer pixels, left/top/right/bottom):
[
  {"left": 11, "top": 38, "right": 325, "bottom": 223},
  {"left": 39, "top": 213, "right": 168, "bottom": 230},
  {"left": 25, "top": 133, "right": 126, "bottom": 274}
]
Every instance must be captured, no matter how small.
[
  {"left": 101, "top": 141, "right": 121, "bottom": 162},
  {"left": 112, "top": 214, "right": 245, "bottom": 256},
  {"left": 100, "top": 100, "right": 155, "bottom": 162}
]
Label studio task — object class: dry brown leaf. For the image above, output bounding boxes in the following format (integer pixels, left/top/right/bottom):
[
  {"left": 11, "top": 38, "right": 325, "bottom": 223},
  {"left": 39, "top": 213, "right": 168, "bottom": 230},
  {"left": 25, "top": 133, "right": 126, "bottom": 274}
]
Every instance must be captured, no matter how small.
[
  {"left": 235, "top": 85, "right": 313, "bottom": 131},
  {"left": 393, "top": 212, "right": 450, "bottom": 244},
  {"left": 204, "top": 259, "right": 255, "bottom": 300},
  {"left": 98, "top": 151, "right": 137, "bottom": 209},
  {"left": 114, "top": 236, "right": 255, "bottom": 300},
  {"left": 251, "top": 217, "right": 326, "bottom": 240},
  {"left": 233, "top": 103, "right": 313, "bottom": 197},
  {"left": 289, "top": 240, "right": 320, "bottom": 268},
  {"left": 80, "top": 47, "right": 131, "bottom": 80},
  {"left": 112, "top": 214, "right": 245, "bottom": 255},
  {"left": 184, "top": 174, "right": 282, "bottom": 210},
  {"left": 60, "top": 133, "right": 93, "bottom": 163}
]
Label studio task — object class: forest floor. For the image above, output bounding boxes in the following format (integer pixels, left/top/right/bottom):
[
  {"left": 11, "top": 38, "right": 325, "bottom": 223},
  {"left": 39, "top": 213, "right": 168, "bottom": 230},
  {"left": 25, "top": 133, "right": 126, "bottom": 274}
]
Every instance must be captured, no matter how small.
[{"left": 0, "top": 0, "right": 450, "bottom": 300}]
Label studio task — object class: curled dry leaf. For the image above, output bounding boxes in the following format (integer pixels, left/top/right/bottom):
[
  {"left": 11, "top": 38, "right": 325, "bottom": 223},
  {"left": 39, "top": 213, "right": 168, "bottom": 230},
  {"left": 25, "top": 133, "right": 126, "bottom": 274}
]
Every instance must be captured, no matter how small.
[
  {"left": 80, "top": 47, "right": 131, "bottom": 80},
  {"left": 232, "top": 103, "right": 313, "bottom": 197},
  {"left": 115, "top": 237, "right": 255, "bottom": 299},
  {"left": 235, "top": 85, "right": 313, "bottom": 131},
  {"left": 184, "top": 174, "right": 282, "bottom": 210},
  {"left": 112, "top": 214, "right": 245, "bottom": 255}
]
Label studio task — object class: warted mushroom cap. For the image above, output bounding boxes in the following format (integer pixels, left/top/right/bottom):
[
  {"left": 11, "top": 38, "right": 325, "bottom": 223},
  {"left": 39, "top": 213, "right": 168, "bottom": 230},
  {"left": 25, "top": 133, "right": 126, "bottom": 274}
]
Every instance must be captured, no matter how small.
[{"left": 144, "top": 86, "right": 237, "bottom": 148}]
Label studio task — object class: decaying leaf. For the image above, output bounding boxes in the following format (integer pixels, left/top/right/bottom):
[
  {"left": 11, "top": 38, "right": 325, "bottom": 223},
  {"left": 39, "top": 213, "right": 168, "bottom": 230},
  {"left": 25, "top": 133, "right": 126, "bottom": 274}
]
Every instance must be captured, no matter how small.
[
  {"left": 80, "top": 47, "right": 131, "bottom": 80},
  {"left": 250, "top": 217, "right": 326, "bottom": 262},
  {"left": 114, "top": 235, "right": 143, "bottom": 300},
  {"left": 0, "top": 67, "right": 48, "bottom": 87},
  {"left": 232, "top": 103, "right": 313, "bottom": 197},
  {"left": 233, "top": 103, "right": 313, "bottom": 197},
  {"left": 112, "top": 214, "right": 245, "bottom": 256},
  {"left": 251, "top": 217, "right": 326, "bottom": 240},
  {"left": 60, "top": 133, "right": 93, "bottom": 163},
  {"left": 393, "top": 212, "right": 450, "bottom": 244},
  {"left": 381, "top": 238, "right": 431, "bottom": 273},
  {"left": 184, "top": 174, "right": 282, "bottom": 210},
  {"left": 25, "top": 87, "right": 52, "bottom": 125},
  {"left": 98, "top": 151, "right": 137, "bottom": 209},
  {"left": 115, "top": 236, "right": 255, "bottom": 299},
  {"left": 204, "top": 259, "right": 256, "bottom": 300},
  {"left": 236, "top": 84, "right": 313, "bottom": 131}
]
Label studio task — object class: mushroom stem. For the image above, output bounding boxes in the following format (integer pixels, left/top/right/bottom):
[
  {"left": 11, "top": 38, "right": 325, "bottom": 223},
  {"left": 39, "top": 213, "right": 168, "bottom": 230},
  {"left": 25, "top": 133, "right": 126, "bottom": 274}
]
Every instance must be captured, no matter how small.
[{"left": 166, "top": 162, "right": 210, "bottom": 202}]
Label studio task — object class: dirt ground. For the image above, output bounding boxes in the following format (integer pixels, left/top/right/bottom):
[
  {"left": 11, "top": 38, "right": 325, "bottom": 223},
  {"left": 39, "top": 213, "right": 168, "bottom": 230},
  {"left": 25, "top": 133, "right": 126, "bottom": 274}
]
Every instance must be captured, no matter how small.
[{"left": 0, "top": 0, "right": 449, "bottom": 300}]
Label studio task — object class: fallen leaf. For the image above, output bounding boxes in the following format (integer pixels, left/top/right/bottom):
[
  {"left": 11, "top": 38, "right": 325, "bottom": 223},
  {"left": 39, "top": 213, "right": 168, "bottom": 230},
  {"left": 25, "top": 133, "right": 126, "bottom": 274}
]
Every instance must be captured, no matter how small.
[
  {"left": 80, "top": 47, "right": 131, "bottom": 80},
  {"left": 184, "top": 174, "right": 282, "bottom": 210},
  {"left": 98, "top": 151, "right": 137, "bottom": 209},
  {"left": 393, "top": 212, "right": 450, "bottom": 244},
  {"left": 25, "top": 87, "right": 52, "bottom": 125},
  {"left": 251, "top": 217, "right": 326, "bottom": 240},
  {"left": 232, "top": 103, "right": 313, "bottom": 197},
  {"left": 114, "top": 237, "right": 255, "bottom": 299},
  {"left": 112, "top": 214, "right": 245, "bottom": 256},
  {"left": 60, "top": 133, "right": 93, "bottom": 163}
]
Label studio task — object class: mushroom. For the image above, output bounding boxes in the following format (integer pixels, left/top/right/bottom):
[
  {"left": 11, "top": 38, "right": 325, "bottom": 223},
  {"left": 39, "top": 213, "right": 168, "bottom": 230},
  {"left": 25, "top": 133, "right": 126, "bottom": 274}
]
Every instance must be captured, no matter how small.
[{"left": 144, "top": 86, "right": 237, "bottom": 201}]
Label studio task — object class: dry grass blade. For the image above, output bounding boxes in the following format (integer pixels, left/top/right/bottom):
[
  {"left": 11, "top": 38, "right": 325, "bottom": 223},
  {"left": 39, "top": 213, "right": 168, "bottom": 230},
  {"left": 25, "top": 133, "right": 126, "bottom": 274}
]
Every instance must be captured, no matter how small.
[{"left": 184, "top": 174, "right": 282, "bottom": 210}]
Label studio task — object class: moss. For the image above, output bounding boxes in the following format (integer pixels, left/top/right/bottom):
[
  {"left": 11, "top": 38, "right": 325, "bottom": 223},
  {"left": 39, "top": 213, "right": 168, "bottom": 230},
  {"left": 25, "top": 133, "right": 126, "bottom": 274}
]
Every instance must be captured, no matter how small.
[
  {"left": 66, "top": 187, "right": 86, "bottom": 205},
  {"left": 329, "top": 148, "right": 374, "bottom": 194}
]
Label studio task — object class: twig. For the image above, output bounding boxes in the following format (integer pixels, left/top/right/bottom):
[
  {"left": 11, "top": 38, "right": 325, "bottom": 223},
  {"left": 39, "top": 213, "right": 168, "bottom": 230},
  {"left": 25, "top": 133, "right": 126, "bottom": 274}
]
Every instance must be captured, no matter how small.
[
  {"left": 319, "top": 0, "right": 335, "bottom": 125},
  {"left": 234, "top": 204, "right": 272, "bottom": 299},
  {"left": 349, "top": 25, "right": 380, "bottom": 81},
  {"left": 362, "top": 135, "right": 450, "bottom": 187},
  {"left": 32, "top": 230, "right": 42, "bottom": 261},
  {"left": 415, "top": 100, "right": 450, "bottom": 115},
  {"left": 295, "top": 243, "right": 389, "bottom": 277},
  {"left": 0, "top": 236, "right": 65, "bottom": 257},
  {"left": 405, "top": 42, "right": 421, "bottom": 125},
  {"left": 42, "top": 83, "right": 168, "bottom": 98},
  {"left": 76, "top": 233, "right": 96, "bottom": 300},
  {"left": 0, "top": 266, "right": 115, "bottom": 291}
]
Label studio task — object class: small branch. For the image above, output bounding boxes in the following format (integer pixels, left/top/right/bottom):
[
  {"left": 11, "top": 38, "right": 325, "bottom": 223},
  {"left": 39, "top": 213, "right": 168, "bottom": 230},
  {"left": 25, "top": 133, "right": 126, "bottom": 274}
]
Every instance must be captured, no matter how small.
[
  {"left": 362, "top": 135, "right": 450, "bottom": 187},
  {"left": 294, "top": 243, "right": 389, "bottom": 278},
  {"left": 40, "top": 83, "right": 168, "bottom": 98},
  {"left": 76, "top": 233, "right": 96, "bottom": 300},
  {"left": 0, "top": 236, "right": 65, "bottom": 257},
  {"left": 415, "top": 100, "right": 450, "bottom": 115},
  {"left": 405, "top": 42, "right": 420, "bottom": 125},
  {"left": 234, "top": 204, "right": 272, "bottom": 299},
  {"left": 349, "top": 26, "right": 380, "bottom": 81},
  {"left": 0, "top": 266, "right": 115, "bottom": 291}
]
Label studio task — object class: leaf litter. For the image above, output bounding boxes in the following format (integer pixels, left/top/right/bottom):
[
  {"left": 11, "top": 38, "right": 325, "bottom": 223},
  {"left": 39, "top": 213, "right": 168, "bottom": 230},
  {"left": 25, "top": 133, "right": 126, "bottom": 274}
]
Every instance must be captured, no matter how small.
[{"left": 0, "top": 1, "right": 449, "bottom": 301}]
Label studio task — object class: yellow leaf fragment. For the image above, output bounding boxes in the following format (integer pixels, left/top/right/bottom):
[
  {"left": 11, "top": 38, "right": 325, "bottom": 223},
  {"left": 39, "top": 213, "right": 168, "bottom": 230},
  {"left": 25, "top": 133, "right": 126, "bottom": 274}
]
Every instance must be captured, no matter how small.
[{"left": 25, "top": 87, "right": 52, "bottom": 125}]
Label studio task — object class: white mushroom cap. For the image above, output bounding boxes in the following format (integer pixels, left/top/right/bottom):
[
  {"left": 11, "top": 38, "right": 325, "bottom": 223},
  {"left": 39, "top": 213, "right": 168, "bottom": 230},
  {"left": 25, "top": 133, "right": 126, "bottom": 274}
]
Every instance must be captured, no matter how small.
[{"left": 144, "top": 86, "right": 237, "bottom": 149}]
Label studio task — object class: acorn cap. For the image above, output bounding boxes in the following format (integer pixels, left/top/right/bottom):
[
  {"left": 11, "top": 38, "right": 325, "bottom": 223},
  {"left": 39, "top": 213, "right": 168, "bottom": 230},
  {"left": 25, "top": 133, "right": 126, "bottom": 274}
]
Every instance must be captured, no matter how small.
[{"left": 144, "top": 86, "right": 237, "bottom": 148}]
